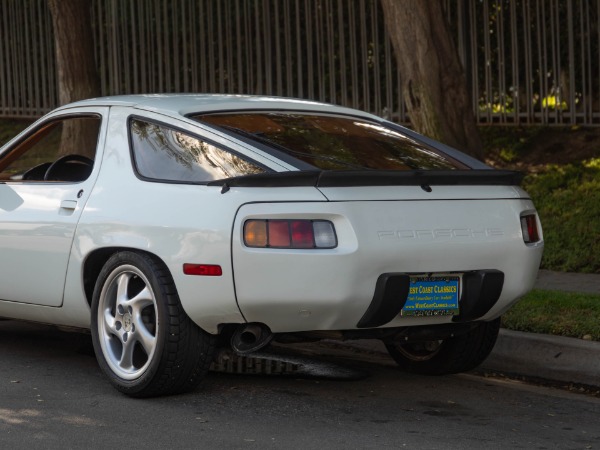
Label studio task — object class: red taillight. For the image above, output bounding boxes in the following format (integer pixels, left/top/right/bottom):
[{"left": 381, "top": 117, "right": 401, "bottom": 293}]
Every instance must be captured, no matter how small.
[
  {"left": 268, "top": 221, "right": 291, "bottom": 247},
  {"left": 183, "top": 264, "right": 223, "bottom": 276},
  {"left": 244, "top": 219, "right": 337, "bottom": 249},
  {"left": 291, "top": 220, "right": 314, "bottom": 248},
  {"left": 520, "top": 214, "right": 541, "bottom": 244}
]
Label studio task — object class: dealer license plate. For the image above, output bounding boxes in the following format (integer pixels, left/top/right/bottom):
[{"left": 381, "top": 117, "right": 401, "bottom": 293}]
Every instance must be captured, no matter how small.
[{"left": 401, "top": 276, "right": 460, "bottom": 317}]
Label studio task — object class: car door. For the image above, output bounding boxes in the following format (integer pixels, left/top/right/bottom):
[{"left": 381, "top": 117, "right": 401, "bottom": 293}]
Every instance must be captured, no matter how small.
[{"left": 0, "top": 107, "right": 108, "bottom": 307}]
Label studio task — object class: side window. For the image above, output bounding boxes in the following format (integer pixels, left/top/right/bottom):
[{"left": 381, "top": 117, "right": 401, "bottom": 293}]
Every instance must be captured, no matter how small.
[
  {"left": 130, "top": 119, "right": 265, "bottom": 183},
  {"left": 0, "top": 116, "right": 100, "bottom": 182}
]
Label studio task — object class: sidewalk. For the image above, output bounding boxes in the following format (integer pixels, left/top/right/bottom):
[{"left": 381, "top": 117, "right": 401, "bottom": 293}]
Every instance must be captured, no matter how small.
[{"left": 535, "top": 269, "right": 600, "bottom": 294}]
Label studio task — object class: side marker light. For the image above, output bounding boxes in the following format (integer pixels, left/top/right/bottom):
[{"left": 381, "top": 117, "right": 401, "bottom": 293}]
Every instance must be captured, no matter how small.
[{"left": 183, "top": 264, "right": 223, "bottom": 276}]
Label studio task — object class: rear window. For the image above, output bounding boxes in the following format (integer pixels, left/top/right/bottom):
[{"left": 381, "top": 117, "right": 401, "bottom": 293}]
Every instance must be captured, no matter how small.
[
  {"left": 129, "top": 118, "right": 265, "bottom": 183},
  {"left": 192, "top": 112, "right": 465, "bottom": 171}
]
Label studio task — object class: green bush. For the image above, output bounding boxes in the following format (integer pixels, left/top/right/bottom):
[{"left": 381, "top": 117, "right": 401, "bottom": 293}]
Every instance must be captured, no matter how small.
[{"left": 523, "top": 160, "right": 600, "bottom": 273}]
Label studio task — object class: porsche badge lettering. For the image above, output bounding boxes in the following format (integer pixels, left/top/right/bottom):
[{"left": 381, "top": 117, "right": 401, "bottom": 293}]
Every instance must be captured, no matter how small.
[{"left": 377, "top": 228, "right": 504, "bottom": 240}]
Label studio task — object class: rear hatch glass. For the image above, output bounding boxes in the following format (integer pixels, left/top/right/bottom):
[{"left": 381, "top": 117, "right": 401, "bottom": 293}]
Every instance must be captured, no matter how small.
[{"left": 191, "top": 112, "right": 467, "bottom": 171}]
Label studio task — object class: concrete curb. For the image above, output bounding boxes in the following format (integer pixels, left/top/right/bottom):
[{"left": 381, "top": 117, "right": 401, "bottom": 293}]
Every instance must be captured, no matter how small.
[
  {"left": 480, "top": 329, "right": 600, "bottom": 388},
  {"left": 325, "top": 329, "right": 600, "bottom": 389}
]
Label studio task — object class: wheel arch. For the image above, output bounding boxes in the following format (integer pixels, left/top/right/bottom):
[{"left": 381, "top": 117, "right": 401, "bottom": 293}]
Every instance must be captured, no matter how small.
[{"left": 82, "top": 247, "right": 169, "bottom": 307}]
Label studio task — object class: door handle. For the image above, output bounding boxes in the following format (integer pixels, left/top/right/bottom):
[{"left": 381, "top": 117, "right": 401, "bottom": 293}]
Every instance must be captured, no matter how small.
[{"left": 60, "top": 200, "right": 77, "bottom": 210}]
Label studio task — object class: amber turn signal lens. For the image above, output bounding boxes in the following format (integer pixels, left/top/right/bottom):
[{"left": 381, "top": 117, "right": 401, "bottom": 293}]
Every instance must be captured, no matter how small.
[{"left": 244, "top": 220, "right": 268, "bottom": 247}]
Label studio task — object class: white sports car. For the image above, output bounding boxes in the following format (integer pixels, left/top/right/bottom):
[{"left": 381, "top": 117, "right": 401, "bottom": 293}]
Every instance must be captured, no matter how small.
[{"left": 0, "top": 95, "right": 543, "bottom": 397}]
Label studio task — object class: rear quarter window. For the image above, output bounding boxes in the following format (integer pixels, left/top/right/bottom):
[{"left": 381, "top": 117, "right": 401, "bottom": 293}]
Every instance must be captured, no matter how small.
[{"left": 129, "top": 118, "right": 265, "bottom": 183}]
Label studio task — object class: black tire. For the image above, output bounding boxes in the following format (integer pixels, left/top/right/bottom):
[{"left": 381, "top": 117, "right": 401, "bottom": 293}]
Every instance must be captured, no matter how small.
[
  {"left": 385, "top": 318, "right": 501, "bottom": 375},
  {"left": 90, "top": 251, "right": 216, "bottom": 397}
]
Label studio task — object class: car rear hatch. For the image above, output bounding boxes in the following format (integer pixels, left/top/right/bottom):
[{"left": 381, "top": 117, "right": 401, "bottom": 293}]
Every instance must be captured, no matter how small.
[{"left": 227, "top": 170, "right": 543, "bottom": 332}]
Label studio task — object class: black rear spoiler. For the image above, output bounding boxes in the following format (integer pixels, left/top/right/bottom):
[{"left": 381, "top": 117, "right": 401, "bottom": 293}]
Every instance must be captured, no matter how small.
[{"left": 208, "top": 170, "right": 524, "bottom": 188}]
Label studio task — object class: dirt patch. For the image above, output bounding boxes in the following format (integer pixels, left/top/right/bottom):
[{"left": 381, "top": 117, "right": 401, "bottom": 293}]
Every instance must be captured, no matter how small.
[{"left": 483, "top": 126, "right": 600, "bottom": 171}]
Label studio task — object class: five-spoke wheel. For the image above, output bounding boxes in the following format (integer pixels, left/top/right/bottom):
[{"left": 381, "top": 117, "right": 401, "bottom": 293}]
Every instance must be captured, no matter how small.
[
  {"left": 96, "top": 265, "right": 158, "bottom": 380},
  {"left": 91, "top": 251, "right": 215, "bottom": 397}
]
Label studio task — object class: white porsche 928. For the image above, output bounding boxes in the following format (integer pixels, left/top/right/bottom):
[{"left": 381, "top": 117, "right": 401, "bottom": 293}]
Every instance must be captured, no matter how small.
[{"left": 0, "top": 95, "right": 543, "bottom": 397}]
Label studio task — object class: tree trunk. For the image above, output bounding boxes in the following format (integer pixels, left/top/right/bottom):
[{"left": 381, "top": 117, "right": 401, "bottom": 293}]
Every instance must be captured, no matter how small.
[
  {"left": 380, "top": 0, "right": 484, "bottom": 159},
  {"left": 48, "top": 0, "right": 101, "bottom": 157}
]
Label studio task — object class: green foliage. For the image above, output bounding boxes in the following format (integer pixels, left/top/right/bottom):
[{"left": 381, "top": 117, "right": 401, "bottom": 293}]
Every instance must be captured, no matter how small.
[
  {"left": 480, "top": 126, "right": 543, "bottom": 161},
  {"left": 502, "top": 290, "right": 600, "bottom": 340},
  {"left": 523, "top": 161, "right": 600, "bottom": 273}
]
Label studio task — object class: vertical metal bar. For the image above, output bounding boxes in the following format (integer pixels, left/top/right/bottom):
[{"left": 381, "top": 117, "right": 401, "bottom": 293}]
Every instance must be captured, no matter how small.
[
  {"left": 535, "top": 0, "right": 545, "bottom": 124},
  {"left": 337, "top": 0, "right": 347, "bottom": 107},
  {"left": 134, "top": 0, "right": 142, "bottom": 93},
  {"left": 306, "top": 0, "right": 314, "bottom": 99},
  {"left": 234, "top": 0, "right": 242, "bottom": 93},
  {"left": 0, "top": 2, "right": 6, "bottom": 115},
  {"left": 274, "top": 0, "right": 283, "bottom": 96},
  {"left": 579, "top": 1, "right": 587, "bottom": 123},
  {"left": 263, "top": 0, "right": 272, "bottom": 95},
  {"left": 12, "top": 0, "right": 22, "bottom": 113},
  {"left": 597, "top": 0, "right": 600, "bottom": 123},
  {"left": 383, "top": 9, "right": 393, "bottom": 120},
  {"left": 295, "top": 0, "right": 303, "bottom": 97},
  {"left": 542, "top": 1, "right": 560, "bottom": 123},
  {"left": 327, "top": 0, "right": 336, "bottom": 104},
  {"left": 172, "top": 0, "right": 180, "bottom": 92},
  {"left": 567, "top": 0, "right": 575, "bottom": 124},
  {"left": 318, "top": 0, "right": 326, "bottom": 101},
  {"left": 200, "top": 0, "right": 208, "bottom": 92},
  {"left": 585, "top": 0, "right": 592, "bottom": 123},
  {"left": 524, "top": 0, "right": 532, "bottom": 123},
  {"left": 223, "top": 0, "right": 231, "bottom": 93},
  {"left": 47, "top": 0, "right": 57, "bottom": 108},
  {"left": 495, "top": 0, "right": 506, "bottom": 124},
  {"left": 29, "top": 0, "right": 37, "bottom": 114},
  {"left": 189, "top": 1, "right": 197, "bottom": 92},
  {"left": 164, "top": 0, "right": 171, "bottom": 91},
  {"left": 371, "top": 0, "right": 380, "bottom": 115},
  {"left": 217, "top": 1, "right": 224, "bottom": 93},
  {"left": 283, "top": 0, "right": 293, "bottom": 96},
  {"left": 469, "top": 0, "right": 480, "bottom": 124},
  {"left": 207, "top": 1, "right": 215, "bottom": 92},
  {"left": 483, "top": 0, "right": 492, "bottom": 123},
  {"left": 359, "top": 0, "right": 369, "bottom": 111},
  {"left": 541, "top": 0, "right": 550, "bottom": 124},
  {"left": 254, "top": 1, "right": 263, "bottom": 93},
  {"left": 122, "top": 1, "right": 131, "bottom": 94},
  {"left": 128, "top": 1, "right": 137, "bottom": 93},
  {"left": 245, "top": 0, "right": 253, "bottom": 94}
]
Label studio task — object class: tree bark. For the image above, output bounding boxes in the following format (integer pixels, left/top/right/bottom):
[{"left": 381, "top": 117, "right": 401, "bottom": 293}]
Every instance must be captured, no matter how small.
[
  {"left": 48, "top": 0, "right": 100, "bottom": 104},
  {"left": 47, "top": 0, "right": 101, "bottom": 157},
  {"left": 380, "top": 0, "right": 484, "bottom": 159}
]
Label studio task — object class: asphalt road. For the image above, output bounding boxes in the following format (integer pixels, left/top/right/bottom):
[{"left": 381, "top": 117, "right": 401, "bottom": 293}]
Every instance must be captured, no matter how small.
[{"left": 1, "top": 321, "right": 599, "bottom": 450}]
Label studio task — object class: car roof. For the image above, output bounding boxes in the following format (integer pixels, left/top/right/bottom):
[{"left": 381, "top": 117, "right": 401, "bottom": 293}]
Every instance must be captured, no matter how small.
[{"left": 61, "top": 94, "right": 379, "bottom": 120}]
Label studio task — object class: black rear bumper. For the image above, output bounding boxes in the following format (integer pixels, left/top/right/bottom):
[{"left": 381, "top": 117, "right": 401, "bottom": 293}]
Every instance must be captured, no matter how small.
[{"left": 356, "top": 270, "right": 505, "bottom": 328}]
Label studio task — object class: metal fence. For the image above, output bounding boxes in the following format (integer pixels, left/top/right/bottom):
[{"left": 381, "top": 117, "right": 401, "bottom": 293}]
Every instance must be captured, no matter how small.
[{"left": 1, "top": 0, "right": 599, "bottom": 125}]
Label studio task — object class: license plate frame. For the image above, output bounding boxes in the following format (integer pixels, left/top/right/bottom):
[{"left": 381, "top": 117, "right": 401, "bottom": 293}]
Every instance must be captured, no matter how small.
[{"left": 401, "top": 276, "right": 460, "bottom": 317}]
